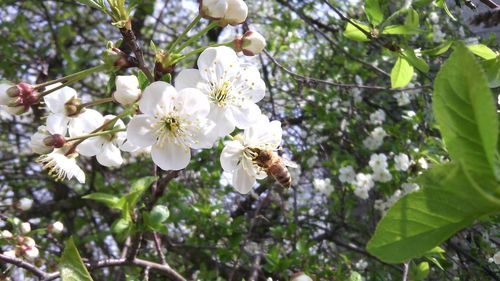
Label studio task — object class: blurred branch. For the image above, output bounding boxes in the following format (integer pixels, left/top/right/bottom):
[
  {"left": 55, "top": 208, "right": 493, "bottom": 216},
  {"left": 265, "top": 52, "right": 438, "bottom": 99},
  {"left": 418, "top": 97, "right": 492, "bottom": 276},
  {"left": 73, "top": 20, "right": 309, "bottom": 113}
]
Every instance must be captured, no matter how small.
[{"left": 0, "top": 254, "right": 50, "bottom": 279}]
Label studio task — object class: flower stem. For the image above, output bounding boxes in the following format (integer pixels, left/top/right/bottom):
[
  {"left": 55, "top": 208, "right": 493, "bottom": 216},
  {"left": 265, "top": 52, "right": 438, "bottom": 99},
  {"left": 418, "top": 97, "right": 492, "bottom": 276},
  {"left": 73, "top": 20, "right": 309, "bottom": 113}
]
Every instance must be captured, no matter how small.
[
  {"left": 175, "top": 21, "right": 219, "bottom": 53},
  {"left": 37, "top": 75, "right": 83, "bottom": 98},
  {"left": 78, "top": 97, "right": 115, "bottom": 111},
  {"left": 34, "top": 64, "right": 109, "bottom": 90},
  {"left": 66, "top": 128, "right": 126, "bottom": 142},
  {"left": 168, "top": 15, "right": 202, "bottom": 53}
]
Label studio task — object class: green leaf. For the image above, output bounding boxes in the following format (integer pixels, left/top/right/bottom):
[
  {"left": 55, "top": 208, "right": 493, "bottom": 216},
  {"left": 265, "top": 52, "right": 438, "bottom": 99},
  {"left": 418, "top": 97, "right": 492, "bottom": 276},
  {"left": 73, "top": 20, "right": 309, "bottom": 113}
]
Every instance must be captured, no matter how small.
[
  {"left": 436, "top": 0, "right": 456, "bottom": 21},
  {"left": 343, "top": 21, "right": 371, "bottom": 42},
  {"left": 348, "top": 271, "right": 363, "bottom": 281},
  {"left": 137, "top": 70, "right": 150, "bottom": 90},
  {"left": 82, "top": 193, "right": 121, "bottom": 209},
  {"left": 76, "top": 0, "right": 105, "bottom": 9},
  {"left": 60, "top": 237, "right": 93, "bottom": 281},
  {"left": 421, "top": 41, "right": 453, "bottom": 56},
  {"left": 364, "top": 0, "right": 384, "bottom": 26},
  {"left": 409, "top": 262, "right": 430, "bottom": 281},
  {"left": 404, "top": 9, "right": 419, "bottom": 28},
  {"left": 145, "top": 205, "right": 170, "bottom": 226},
  {"left": 391, "top": 56, "right": 414, "bottom": 88},
  {"left": 382, "top": 25, "right": 422, "bottom": 35},
  {"left": 467, "top": 44, "right": 498, "bottom": 60},
  {"left": 366, "top": 164, "right": 498, "bottom": 263},
  {"left": 433, "top": 43, "right": 499, "bottom": 182},
  {"left": 402, "top": 49, "right": 429, "bottom": 73},
  {"left": 481, "top": 57, "right": 500, "bottom": 88}
]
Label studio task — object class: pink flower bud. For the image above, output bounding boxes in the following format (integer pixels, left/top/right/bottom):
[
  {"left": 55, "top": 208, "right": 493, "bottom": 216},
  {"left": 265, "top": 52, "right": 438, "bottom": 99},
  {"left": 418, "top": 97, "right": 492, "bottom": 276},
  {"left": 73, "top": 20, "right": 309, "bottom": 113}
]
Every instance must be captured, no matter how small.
[{"left": 234, "top": 31, "right": 266, "bottom": 56}]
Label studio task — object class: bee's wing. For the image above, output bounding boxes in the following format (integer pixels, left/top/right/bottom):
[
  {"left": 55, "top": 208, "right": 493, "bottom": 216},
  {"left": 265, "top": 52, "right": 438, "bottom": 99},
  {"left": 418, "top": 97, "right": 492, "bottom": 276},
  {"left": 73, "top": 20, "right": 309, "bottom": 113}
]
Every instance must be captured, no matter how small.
[{"left": 282, "top": 158, "right": 299, "bottom": 168}]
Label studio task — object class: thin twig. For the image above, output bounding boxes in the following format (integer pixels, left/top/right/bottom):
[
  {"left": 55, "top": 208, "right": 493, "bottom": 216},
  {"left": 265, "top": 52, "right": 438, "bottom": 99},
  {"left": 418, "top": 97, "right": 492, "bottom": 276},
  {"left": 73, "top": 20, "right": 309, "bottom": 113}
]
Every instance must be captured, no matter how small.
[
  {"left": 402, "top": 262, "right": 409, "bottom": 281},
  {"left": 120, "top": 28, "right": 154, "bottom": 81},
  {"left": 0, "top": 254, "right": 49, "bottom": 279}
]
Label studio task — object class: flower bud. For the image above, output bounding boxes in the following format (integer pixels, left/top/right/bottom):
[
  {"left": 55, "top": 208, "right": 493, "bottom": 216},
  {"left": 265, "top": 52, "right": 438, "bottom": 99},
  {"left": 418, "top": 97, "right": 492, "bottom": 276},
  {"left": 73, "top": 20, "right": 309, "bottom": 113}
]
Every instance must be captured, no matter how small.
[
  {"left": 1, "top": 82, "right": 37, "bottom": 115},
  {"left": 16, "top": 198, "right": 33, "bottom": 211},
  {"left": 43, "top": 134, "right": 66, "bottom": 149},
  {"left": 200, "top": 0, "right": 228, "bottom": 20},
  {"left": 0, "top": 230, "right": 13, "bottom": 239},
  {"left": 290, "top": 272, "right": 313, "bottom": 281},
  {"left": 6, "top": 86, "right": 20, "bottom": 97},
  {"left": 234, "top": 31, "right": 266, "bottom": 56},
  {"left": 48, "top": 221, "right": 64, "bottom": 234},
  {"left": 23, "top": 246, "right": 39, "bottom": 260},
  {"left": 220, "top": 0, "right": 248, "bottom": 26},
  {"left": 20, "top": 222, "right": 31, "bottom": 234},
  {"left": 22, "top": 237, "right": 36, "bottom": 247},
  {"left": 113, "top": 75, "right": 141, "bottom": 105}
]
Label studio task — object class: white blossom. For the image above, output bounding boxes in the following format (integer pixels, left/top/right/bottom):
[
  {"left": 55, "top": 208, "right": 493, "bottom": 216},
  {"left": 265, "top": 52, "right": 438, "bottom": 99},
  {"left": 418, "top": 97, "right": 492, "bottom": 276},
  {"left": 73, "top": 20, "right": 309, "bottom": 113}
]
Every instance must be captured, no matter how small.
[
  {"left": 49, "top": 221, "right": 64, "bottom": 234},
  {"left": 36, "top": 146, "right": 86, "bottom": 183},
  {"left": 369, "top": 153, "right": 388, "bottom": 172},
  {"left": 20, "top": 222, "right": 31, "bottom": 234},
  {"left": 355, "top": 259, "right": 368, "bottom": 270},
  {"left": 418, "top": 157, "right": 429, "bottom": 169},
  {"left": 0, "top": 230, "right": 13, "bottom": 239},
  {"left": 369, "top": 109, "right": 385, "bottom": 125},
  {"left": 339, "top": 165, "right": 356, "bottom": 183},
  {"left": 354, "top": 173, "right": 374, "bottom": 199},
  {"left": 395, "top": 92, "right": 411, "bottom": 106},
  {"left": 492, "top": 251, "right": 500, "bottom": 265},
  {"left": 363, "top": 136, "right": 383, "bottom": 151},
  {"left": 30, "top": 126, "right": 53, "bottom": 155},
  {"left": 313, "top": 178, "right": 334, "bottom": 195},
  {"left": 394, "top": 153, "right": 410, "bottom": 171},
  {"left": 127, "top": 82, "right": 215, "bottom": 171},
  {"left": 113, "top": 75, "right": 141, "bottom": 105},
  {"left": 429, "top": 12, "right": 439, "bottom": 24},
  {"left": 372, "top": 168, "right": 392, "bottom": 183},
  {"left": 44, "top": 86, "right": 103, "bottom": 137},
  {"left": 402, "top": 182, "right": 420, "bottom": 194},
  {"left": 175, "top": 46, "right": 265, "bottom": 138},
  {"left": 220, "top": 116, "right": 282, "bottom": 194},
  {"left": 17, "top": 198, "right": 33, "bottom": 211},
  {"left": 78, "top": 115, "right": 128, "bottom": 167}
]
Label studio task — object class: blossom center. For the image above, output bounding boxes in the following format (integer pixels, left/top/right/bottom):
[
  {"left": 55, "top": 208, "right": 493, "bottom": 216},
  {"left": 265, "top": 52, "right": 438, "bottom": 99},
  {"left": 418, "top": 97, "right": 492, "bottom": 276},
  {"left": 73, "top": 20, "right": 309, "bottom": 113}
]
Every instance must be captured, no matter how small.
[{"left": 209, "top": 81, "right": 232, "bottom": 107}]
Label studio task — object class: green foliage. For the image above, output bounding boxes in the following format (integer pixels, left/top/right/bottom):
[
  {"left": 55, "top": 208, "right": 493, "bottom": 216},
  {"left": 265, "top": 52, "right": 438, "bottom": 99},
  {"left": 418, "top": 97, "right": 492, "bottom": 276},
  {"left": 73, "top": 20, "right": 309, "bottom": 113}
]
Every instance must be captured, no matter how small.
[
  {"left": 343, "top": 21, "right": 371, "bottom": 42},
  {"left": 409, "top": 261, "right": 430, "bottom": 281},
  {"left": 467, "top": 44, "right": 498, "bottom": 60},
  {"left": 367, "top": 44, "right": 500, "bottom": 263},
  {"left": 364, "top": 0, "right": 384, "bottom": 26},
  {"left": 402, "top": 48, "right": 429, "bottom": 73},
  {"left": 390, "top": 56, "right": 414, "bottom": 88},
  {"left": 382, "top": 25, "right": 422, "bottom": 35},
  {"left": 60, "top": 237, "right": 94, "bottom": 281}
]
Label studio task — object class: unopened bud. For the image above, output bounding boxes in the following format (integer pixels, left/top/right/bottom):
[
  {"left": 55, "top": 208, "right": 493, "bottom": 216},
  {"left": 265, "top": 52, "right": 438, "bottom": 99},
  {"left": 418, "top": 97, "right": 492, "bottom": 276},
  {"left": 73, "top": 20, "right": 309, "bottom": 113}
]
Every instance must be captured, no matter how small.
[
  {"left": 219, "top": 0, "right": 248, "bottom": 26},
  {"left": 6, "top": 86, "right": 20, "bottom": 97},
  {"left": 48, "top": 221, "right": 64, "bottom": 234},
  {"left": 20, "top": 222, "right": 31, "bottom": 234},
  {"left": 23, "top": 246, "right": 39, "bottom": 260},
  {"left": 0, "top": 230, "right": 13, "bottom": 239},
  {"left": 22, "top": 237, "right": 36, "bottom": 247},
  {"left": 43, "top": 134, "right": 66, "bottom": 148},
  {"left": 16, "top": 198, "right": 33, "bottom": 211},
  {"left": 113, "top": 75, "right": 141, "bottom": 105},
  {"left": 199, "top": 0, "right": 226, "bottom": 20},
  {"left": 234, "top": 31, "right": 266, "bottom": 56}
]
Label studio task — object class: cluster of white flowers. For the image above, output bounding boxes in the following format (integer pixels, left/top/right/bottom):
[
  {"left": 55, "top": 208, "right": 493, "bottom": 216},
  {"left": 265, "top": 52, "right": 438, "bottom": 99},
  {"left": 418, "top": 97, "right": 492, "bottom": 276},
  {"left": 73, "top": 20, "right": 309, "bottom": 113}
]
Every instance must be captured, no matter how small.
[
  {"left": 369, "top": 109, "right": 385, "bottom": 125},
  {"left": 313, "top": 178, "right": 334, "bottom": 195},
  {"left": 363, "top": 127, "right": 387, "bottom": 150},
  {"left": 338, "top": 165, "right": 356, "bottom": 184},
  {"left": 394, "top": 91, "right": 411, "bottom": 106},
  {"left": 0, "top": 1, "right": 275, "bottom": 194},
  {"left": 375, "top": 182, "right": 420, "bottom": 214}
]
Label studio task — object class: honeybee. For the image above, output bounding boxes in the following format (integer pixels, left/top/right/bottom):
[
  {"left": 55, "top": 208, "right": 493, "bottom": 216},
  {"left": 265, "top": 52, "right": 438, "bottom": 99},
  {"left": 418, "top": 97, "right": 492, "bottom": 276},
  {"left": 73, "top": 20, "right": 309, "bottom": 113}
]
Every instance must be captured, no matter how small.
[{"left": 247, "top": 147, "right": 298, "bottom": 188}]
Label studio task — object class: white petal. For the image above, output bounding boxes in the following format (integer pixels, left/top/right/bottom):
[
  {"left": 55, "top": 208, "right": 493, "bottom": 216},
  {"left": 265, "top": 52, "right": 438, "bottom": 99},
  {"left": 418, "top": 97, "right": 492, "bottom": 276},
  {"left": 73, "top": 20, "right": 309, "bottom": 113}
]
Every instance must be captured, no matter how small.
[
  {"left": 190, "top": 119, "right": 217, "bottom": 149},
  {"left": 207, "top": 105, "right": 236, "bottom": 137},
  {"left": 220, "top": 140, "right": 244, "bottom": 172},
  {"left": 139, "top": 81, "right": 177, "bottom": 115},
  {"left": 177, "top": 88, "right": 210, "bottom": 117},
  {"left": 198, "top": 46, "right": 239, "bottom": 81},
  {"left": 126, "top": 115, "right": 157, "bottom": 147},
  {"left": 77, "top": 136, "right": 105, "bottom": 157},
  {"left": 175, "top": 69, "right": 204, "bottom": 90},
  {"left": 240, "top": 65, "right": 266, "bottom": 102},
  {"left": 0, "top": 83, "right": 12, "bottom": 105},
  {"left": 96, "top": 142, "right": 123, "bottom": 167},
  {"left": 245, "top": 119, "right": 282, "bottom": 147},
  {"left": 44, "top": 86, "right": 77, "bottom": 113},
  {"left": 201, "top": 0, "right": 227, "bottom": 18},
  {"left": 227, "top": 101, "right": 262, "bottom": 129},
  {"left": 232, "top": 162, "right": 255, "bottom": 194},
  {"left": 119, "top": 141, "right": 142, "bottom": 153},
  {"left": 46, "top": 113, "right": 70, "bottom": 135},
  {"left": 68, "top": 109, "right": 104, "bottom": 138},
  {"left": 224, "top": 0, "right": 248, "bottom": 25},
  {"left": 151, "top": 142, "right": 191, "bottom": 171}
]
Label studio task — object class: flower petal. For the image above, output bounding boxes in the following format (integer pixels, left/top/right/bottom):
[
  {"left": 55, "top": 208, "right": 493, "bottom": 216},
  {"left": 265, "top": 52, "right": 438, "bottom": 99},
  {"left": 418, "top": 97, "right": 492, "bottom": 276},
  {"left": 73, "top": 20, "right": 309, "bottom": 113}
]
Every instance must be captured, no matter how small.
[
  {"left": 77, "top": 136, "right": 105, "bottom": 157},
  {"left": 240, "top": 65, "right": 266, "bottom": 102},
  {"left": 232, "top": 162, "right": 255, "bottom": 194},
  {"left": 177, "top": 88, "right": 210, "bottom": 117},
  {"left": 126, "top": 115, "right": 157, "bottom": 147},
  {"left": 68, "top": 109, "right": 104, "bottom": 138},
  {"left": 46, "top": 113, "right": 70, "bottom": 135},
  {"left": 140, "top": 81, "right": 177, "bottom": 115},
  {"left": 198, "top": 46, "right": 239, "bottom": 81},
  {"left": 96, "top": 142, "right": 123, "bottom": 167},
  {"left": 208, "top": 105, "right": 236, "bottom": 137},
  {"left": 44, "top": 86, "right": 77, "bottom": 114},
  {"left": 227, "top": 101, "right": 262, "bottom": 129},
  {"left": 175, "top": 69, "right": 204, "bottom": 90},
  {"left": 151, "top": 142, "right": 191, "bottom": 170},
  {"left": 220, "top": 140, "right": 244, "bottom": 172}
]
